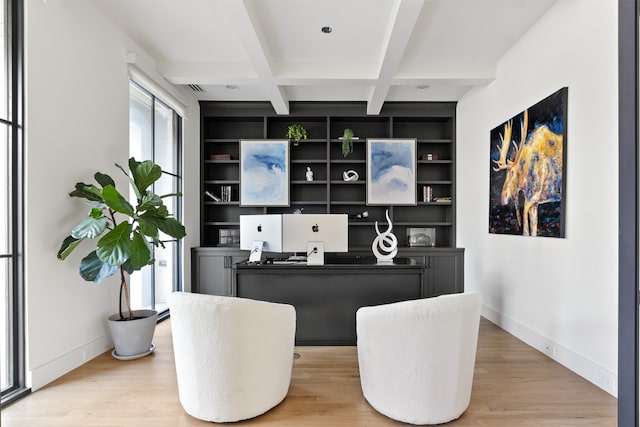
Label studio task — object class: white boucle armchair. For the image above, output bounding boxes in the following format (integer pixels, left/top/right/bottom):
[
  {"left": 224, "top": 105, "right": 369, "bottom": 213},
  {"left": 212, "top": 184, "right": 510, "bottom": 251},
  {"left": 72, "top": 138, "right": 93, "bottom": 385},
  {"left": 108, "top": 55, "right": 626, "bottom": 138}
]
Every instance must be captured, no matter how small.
[
  {"left": 356, "top": 292, "right": 481, "bottom": 425},
  {"left": 168, "top": 292, "right": 296, "bottom": 423}
]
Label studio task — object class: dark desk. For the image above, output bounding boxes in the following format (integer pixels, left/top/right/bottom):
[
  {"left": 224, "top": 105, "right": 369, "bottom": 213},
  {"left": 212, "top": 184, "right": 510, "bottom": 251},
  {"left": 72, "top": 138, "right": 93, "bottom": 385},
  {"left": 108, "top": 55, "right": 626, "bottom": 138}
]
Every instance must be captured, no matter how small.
[{"left": 232, "top": 257, "right": 425, "bottom": 345}]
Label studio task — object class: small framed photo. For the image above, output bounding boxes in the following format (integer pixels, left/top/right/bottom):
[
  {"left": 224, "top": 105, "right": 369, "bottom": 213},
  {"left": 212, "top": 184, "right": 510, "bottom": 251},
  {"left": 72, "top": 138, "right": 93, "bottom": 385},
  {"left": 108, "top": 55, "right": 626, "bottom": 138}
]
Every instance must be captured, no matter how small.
[
  {"left": 367, "top": 138, "right": 417, "bottom": 206},
  {"left": 240, "top": 139, "right": 290, "bottom": 207},
  {"left": 407, "top": 227, "right": 436, "bottom": 247}
]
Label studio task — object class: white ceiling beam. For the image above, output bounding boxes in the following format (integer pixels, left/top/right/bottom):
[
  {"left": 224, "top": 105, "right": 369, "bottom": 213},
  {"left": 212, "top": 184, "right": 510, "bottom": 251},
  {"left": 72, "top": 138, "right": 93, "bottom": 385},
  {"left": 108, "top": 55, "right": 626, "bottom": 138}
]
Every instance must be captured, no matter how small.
[
  {"left": 367, "top": 0, "right": 425, "bottom": 115},
  {"left": 221, "top": 0, "right": 289, "bottom": 115}
]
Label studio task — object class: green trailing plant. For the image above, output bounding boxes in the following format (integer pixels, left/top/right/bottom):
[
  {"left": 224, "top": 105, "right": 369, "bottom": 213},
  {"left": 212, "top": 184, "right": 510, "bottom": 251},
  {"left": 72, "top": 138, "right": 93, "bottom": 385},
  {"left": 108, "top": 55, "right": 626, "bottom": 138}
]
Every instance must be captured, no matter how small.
[
  {"left": 341, "top": 128, "right": 354, "bottom": 157},
  {"left": 286, "top": 124, "right": 308, "bottom": 146},
  {"left": 57, "top": 158, "right": 186, "bottom": 321}
]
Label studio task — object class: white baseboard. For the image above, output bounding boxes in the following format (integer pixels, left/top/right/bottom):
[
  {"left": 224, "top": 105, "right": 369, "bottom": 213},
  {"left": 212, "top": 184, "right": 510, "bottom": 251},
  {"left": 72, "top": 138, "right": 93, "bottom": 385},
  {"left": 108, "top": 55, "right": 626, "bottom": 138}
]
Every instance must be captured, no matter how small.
[
  {"left": 482, "top": 305, "right": 617, "bottom": 397},
  {"left": 29, "top": 336, "right": 112, "bottom": 391}
]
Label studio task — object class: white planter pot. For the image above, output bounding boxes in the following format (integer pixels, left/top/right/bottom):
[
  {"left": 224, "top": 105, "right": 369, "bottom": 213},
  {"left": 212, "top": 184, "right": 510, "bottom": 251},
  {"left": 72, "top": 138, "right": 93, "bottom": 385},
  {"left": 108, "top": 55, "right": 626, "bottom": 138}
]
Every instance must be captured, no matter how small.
[{"left": 107, "top": 309, "right": 158, "bottom": 359}]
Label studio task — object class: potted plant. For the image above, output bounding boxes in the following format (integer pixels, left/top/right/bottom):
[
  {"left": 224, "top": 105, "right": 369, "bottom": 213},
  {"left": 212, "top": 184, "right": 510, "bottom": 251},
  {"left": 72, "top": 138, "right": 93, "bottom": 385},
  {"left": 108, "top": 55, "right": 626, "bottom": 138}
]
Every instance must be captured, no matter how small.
[
  {"left": 286, "top": 124, "right": 308, "bottom": 146},
  {"left": 340, "top": 128, "right": 355, "bottom": 157},
  {"left": 57, "top": 158, "right": 186, "bottom": 359}
]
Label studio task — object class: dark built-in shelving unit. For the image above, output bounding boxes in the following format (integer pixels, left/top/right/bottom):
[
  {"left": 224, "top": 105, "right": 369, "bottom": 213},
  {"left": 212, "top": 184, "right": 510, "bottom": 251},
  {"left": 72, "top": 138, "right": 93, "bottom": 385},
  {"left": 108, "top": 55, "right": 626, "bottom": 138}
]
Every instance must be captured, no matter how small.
[{"left": 199, "top": 101, "right": 457, "bottom": 250}]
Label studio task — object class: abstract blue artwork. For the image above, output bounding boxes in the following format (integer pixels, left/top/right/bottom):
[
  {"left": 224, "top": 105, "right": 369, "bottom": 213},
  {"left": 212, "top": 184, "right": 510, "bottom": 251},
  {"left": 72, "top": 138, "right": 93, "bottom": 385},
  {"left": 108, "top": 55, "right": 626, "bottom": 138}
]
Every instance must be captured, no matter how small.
[
  {"left": 240, "top": 140, "right": 289, "bottom": 206},
  {"left": 366, "top": 139, "right": 416, "bottom": 205},
  {"left": 488, "top": 87, "right": 568, "bottom": 237}
]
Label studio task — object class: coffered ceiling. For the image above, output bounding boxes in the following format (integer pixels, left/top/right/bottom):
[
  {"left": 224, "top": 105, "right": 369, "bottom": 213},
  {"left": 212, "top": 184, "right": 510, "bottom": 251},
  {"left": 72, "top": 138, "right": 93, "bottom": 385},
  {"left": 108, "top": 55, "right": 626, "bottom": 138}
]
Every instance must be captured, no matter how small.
[{"left": 93, "top": 0, "right": 557, "bottom": 114}]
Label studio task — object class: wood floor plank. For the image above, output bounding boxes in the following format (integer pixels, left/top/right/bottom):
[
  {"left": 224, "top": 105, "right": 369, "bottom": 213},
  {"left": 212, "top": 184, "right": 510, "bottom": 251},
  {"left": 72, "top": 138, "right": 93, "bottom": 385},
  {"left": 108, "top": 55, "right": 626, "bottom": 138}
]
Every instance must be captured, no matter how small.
[{"left": 1, "top": 318, "right": 617, "bottom": 426}]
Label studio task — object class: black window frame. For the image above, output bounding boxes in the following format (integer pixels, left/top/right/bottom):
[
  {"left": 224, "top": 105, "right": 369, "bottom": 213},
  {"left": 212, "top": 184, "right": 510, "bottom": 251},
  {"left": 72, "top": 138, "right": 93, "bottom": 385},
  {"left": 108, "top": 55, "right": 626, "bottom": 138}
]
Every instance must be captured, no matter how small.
[{"left": 1, "top": 0, "right": 27, "bottom": 408}]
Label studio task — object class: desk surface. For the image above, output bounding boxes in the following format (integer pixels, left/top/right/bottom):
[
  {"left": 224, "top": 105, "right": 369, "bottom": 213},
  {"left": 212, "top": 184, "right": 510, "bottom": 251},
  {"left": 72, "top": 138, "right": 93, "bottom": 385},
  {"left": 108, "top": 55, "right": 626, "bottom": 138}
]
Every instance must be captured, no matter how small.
[{"left": 235, "top": 256, "right": 420, "bottom": 268}]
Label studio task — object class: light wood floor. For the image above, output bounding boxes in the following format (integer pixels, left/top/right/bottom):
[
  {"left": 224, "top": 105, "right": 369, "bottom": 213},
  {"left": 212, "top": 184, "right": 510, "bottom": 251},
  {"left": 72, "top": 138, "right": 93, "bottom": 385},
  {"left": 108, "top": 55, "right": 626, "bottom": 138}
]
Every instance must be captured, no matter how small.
[{"left": 1, "top": 318, "right": 616, "bottom": 426}]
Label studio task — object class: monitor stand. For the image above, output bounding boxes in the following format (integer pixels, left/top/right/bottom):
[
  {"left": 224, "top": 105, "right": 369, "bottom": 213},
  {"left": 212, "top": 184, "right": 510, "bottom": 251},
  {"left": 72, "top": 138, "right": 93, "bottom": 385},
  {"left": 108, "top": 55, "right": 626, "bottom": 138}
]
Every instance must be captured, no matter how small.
[{"left": 248, "top": 241, "right": 264, "bottom": 263}]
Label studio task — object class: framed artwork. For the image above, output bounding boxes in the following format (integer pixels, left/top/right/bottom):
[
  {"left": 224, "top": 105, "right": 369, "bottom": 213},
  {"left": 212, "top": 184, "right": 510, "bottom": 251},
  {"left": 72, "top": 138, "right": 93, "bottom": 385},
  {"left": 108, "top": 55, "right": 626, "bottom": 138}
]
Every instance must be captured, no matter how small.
[
  {"left": 366, "top": 138, "right": 417, "bottom": 206},
  {"left": 240, "top": 139, "right": 290, "bottom": 207},
  {"left": 488, "top": 87, "right": 568, "bottom": 237}
]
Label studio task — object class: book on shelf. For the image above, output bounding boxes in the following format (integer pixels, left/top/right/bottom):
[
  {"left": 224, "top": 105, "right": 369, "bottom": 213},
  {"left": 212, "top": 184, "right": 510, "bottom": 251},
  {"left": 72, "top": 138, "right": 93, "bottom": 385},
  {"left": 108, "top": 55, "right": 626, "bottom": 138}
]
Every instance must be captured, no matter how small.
[
  {"left": 205, "top": 190, "right": 221, "bottom": 202},
  {"left": 221, "top": 185, "right": 232, "bottom": 202},
  {"left": 435, "top": 197, "right": 452, "bottom": 203}
]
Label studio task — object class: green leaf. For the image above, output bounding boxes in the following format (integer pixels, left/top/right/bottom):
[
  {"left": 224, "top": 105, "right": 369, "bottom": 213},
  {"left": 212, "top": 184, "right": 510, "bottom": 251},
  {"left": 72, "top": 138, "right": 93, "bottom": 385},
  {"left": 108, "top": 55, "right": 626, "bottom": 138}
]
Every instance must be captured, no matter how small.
[
  {"left": 138, "top": 217, "right": 158, "bottom": 238},
  {"left": 138, "top": 191, "right": 162, "bottom": 211},
  {"left": 132, "top": 159, "right": 162, "bottom": 194},
  {"left": 79, "top": 250, "right": 119, "bottom": 283},
  {"left": 71, "top": 216, "right": 108, "bottom": 239},
  {"left": 89, "top": 207, "right": 103, "bottom": 219},
  {"left": 69, "top": 182, "right": 104, "bottom": 202},
  {"left": 138, "top": 207, "right": 185, "bottom": 239},
  {"left": 102, "top": 185, "right": 135, "bottom": 217},
  {"left": 94, "top": 172, "right": 115, "bottom": 188},
  {"left": 115, "top": 161, "right": 142, "bottom": 201},
  {"left": 129, "top": 230, "right": 153, "bottom": 269},
  {"left": 121, "top": 258, "right": 136, "bottom": 275},
  {"left": 96, "top": 222, "right": 132, "bottom": 267},
  {"left": 57, "top": 235, "right": 83, "bottom": 260},
  {"left": 157, "top": 217, "right": 186, "bottom": 239}
]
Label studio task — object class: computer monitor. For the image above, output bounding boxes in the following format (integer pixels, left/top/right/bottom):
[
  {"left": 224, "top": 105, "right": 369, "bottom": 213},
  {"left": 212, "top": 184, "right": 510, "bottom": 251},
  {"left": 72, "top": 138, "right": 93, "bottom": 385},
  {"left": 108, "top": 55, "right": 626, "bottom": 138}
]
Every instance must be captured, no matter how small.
[
  {"left": 239, "top": 214, "right": 283, "bottom": 253},
  {"left": 282, "top": 214, "right": 349, "bottom": 254}
]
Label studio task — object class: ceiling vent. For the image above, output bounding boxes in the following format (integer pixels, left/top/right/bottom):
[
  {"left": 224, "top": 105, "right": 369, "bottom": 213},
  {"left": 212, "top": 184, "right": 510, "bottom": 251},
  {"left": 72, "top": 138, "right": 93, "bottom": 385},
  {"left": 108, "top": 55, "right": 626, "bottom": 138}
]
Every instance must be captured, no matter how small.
[{"left": 187, "top": 84, "right": 204, "bottom": 92}]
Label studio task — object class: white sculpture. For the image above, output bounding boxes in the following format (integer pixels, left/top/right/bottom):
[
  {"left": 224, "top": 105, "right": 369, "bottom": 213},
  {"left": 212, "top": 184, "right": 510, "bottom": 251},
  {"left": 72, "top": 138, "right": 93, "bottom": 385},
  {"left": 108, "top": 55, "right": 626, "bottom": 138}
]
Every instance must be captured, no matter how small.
[
  {"left": 306, "top": 167, "right": 314, "bottom": 181},
  {"left": 342, "top": 170, "right": 359, "bottom": 181},
  {"left": 372, "top": 209, "right": 398, "bottom": 263}
]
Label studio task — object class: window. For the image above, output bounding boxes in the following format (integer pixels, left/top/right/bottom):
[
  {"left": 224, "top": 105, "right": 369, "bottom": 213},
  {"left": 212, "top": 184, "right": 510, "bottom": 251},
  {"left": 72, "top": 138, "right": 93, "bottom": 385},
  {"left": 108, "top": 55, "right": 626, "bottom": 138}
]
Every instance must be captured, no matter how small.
[
  {"left": 1, "top": 0, "right": 26, "bottom": 406},
  {"left": 129, "top": 81, "right": 182, "bottom": 318}
]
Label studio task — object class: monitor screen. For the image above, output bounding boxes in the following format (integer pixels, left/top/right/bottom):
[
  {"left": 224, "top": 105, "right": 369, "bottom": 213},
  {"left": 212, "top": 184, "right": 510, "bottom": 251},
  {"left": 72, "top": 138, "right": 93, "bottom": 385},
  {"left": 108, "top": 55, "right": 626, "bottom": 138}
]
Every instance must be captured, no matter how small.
[
  {"left": 282, "top": 214, "right": 348, "bottom": 253},
  {"left": 239, "top": 214, "right": 283, "bottom": 252}
]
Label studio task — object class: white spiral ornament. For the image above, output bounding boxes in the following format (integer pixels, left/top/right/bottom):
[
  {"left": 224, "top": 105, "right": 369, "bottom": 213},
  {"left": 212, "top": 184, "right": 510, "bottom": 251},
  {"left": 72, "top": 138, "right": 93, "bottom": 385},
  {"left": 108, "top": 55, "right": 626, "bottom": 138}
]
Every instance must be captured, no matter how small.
[
  {"left": 342, "top": 170, "right": 359, "bottom": 181},
  {"left": 372, "top": 209, "right": 398, "bottom": 263}
]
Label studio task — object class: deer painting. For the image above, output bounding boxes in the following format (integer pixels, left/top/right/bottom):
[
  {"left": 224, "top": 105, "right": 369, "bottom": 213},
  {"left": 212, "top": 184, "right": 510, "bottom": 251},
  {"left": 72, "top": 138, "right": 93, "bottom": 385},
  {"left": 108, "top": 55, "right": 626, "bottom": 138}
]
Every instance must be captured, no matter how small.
[{"left": 489, "top": 88, "right": 567, "bottom": 237}]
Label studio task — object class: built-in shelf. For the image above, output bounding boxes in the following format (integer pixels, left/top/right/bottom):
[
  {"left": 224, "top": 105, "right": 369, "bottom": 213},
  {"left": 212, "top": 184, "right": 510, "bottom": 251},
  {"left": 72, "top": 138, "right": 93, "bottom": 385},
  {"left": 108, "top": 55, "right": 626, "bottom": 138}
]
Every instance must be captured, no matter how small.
[{"left": 200, "top": 101, "right": 456, "bottom": 249}]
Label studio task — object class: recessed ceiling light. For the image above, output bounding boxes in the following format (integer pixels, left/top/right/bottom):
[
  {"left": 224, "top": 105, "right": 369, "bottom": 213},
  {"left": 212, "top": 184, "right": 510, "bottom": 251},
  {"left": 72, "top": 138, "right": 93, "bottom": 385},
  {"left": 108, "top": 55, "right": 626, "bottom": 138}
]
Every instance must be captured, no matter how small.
[
  {"left": 321, "top": 26, "right": 332, "bottom": 34},
  {"left": 225, "top": 85, "right": 239, "bottom": 90},
  {"left": 416, "top": 85, "right": 430, "bottom": 90}
]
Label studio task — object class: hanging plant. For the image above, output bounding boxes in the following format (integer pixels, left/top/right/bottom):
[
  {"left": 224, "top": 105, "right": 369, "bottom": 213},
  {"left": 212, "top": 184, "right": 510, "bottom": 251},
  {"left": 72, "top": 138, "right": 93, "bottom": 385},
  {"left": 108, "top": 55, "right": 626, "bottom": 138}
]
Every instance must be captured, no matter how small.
[
  {"left": 341, "top": 128, "right": 354, "bottom": 157},
  {"left": 286, "top": 124, "right": 308, "bottom": 146}
]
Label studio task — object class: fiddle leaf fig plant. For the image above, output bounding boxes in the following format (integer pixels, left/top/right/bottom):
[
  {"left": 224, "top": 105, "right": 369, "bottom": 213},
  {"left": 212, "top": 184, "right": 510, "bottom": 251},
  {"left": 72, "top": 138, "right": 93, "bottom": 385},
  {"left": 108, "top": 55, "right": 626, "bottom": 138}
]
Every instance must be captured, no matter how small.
[
  {"left": 285, "top": 124, "right": 308, "bottom": 146},
  {"left": 57, "top": 158, "right": 186, "bottom": 320}
]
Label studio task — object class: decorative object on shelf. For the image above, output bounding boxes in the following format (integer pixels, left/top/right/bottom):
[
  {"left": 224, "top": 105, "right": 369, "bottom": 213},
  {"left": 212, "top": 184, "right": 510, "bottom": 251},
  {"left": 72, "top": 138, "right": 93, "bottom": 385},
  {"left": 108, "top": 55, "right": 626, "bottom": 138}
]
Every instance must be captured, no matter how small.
[
  {"left": 306, "top": 166, "right": 314, "bottom": 181},
  {"left": 240, "top": 139, "right": 290, "bottom": 207},
  {"left": 342, "top": 169, "right": 359, "bottom": 181},
  {"left": 285, "top": 124, "right": 308, "bottom": 146},
  {"left": 407, "top": 227, "right": 436, "bottom": 247},
  {"left": 209, "top": 154, "right": 231, "bottom": 160},
  {"left": 220, "top": 185, "right": 232, "bottom": 202},
  {"left": 56, "top": 158, "right": 186, "bottom": 359},
  {"left": 423, "top": 185, "right": 432, "bottom": 202},
  {"left": 293, "top": 208, "right": 304, "bottom": 214},
  {"left": 339, "top": 128, "right": 357, "bottom": 157},
  {"left": 420, "top": 153, "right": 437, "bottom": 161},
  {"left": 219, "top": 229, "right": 240, "bottom": 246},
  {"left": 489, "top": 87, "right": 567, "bottom": 238},
  {"left": 367, "top": 138, "right": 417, "bottom": 206},
  {"left": 350, "top": 210, "right": 369, "bottom": 220},
  {"left": 372, "top": 209, "right": 398, "bottom": 263},
  {"left": 205, "top": 190, "right": 221, "bottom": 202}
]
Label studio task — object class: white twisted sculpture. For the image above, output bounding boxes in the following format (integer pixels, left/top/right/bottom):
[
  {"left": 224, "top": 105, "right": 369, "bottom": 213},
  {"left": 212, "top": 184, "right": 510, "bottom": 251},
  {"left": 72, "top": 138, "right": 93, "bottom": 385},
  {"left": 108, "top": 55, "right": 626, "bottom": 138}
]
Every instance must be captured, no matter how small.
[
  {"left": 372, "top": 209, "right": 398, "bottom": 262},
  {"left": 342, "top": 170, "right": 359, "bottom": 181}
]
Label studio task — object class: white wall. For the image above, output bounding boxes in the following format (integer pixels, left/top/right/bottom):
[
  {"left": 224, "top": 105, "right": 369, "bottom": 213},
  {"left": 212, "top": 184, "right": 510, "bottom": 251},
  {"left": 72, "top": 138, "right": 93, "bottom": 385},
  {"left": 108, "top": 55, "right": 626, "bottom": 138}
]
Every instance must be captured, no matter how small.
[
  {"left": 457, "top": 0, "right": 618, "bottom": 395},
  {"left": 25, "top": 0, "right": 199, "bottom": 389}
]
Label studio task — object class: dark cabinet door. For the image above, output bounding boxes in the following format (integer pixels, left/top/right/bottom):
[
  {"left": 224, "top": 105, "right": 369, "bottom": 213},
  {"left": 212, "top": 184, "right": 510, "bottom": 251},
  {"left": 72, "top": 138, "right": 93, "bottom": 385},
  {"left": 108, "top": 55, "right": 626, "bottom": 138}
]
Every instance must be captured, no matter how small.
[
  {"left": 426, "top": 250, "right": 464, "bottom": 297},
  {"left": 192, "top": 248, "right": 248, "bottom": 296}
]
